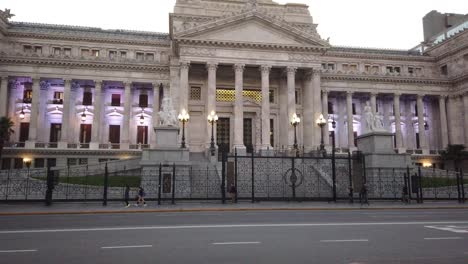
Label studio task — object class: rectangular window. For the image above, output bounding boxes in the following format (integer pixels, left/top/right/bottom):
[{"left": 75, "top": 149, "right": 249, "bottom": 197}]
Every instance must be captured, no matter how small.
[
  {"left": 145, "top": 53, "right": 154, "bottom": 61},
  {"left": 270, "top": 119, "right": 274, "bottom": 147},
  {"left": 139, "top": 94, "right": 148, "bottom": 108},
  {"left": 408, "top": 67, "right": 414, "bottom": 74},
  {"left": 23, "top": 89, "right": 32, "bottom": 103},
  {"left": 83, "top": 91, "right": 92, "bottom": 106},
  {"left": 295, "top": 89, "right": 301, "bottom": 105},
  {"left": 414, "top": 104, "right": 418, "bottom": 116},
  {"left": 371, "top": 66, "right": 379, "bottom": 73},
  {"left": 349, "top": 64, "right": 358, "bottom": 71},
  {"left": 189, "top": 87, "right": 201, "bottom": 101},
  {"left": 328, "top": 102, "right": 334, "bottom": 115},
  {"left": 137, "top": 126, "right": 148, "bottom": 145},
  {"left": 79, "top": 158, "right": 88, "bottom": 165},
  {"left": 67, "top": 158, "right": 78, "bottom": 166},
  {"left": 109, "top": 125, "right": 120, "bottom": 144},
  {"left": 34, "top": 158, "right": 45, "bottom": 168},
  {"left": 342, "top": 64, "right": 349, "bottom": 71},
  {"left": 92, "top": 50, "right": 99, "bottom": 57},
  {"left": 81, "top": 49, "right": 90, "bottom": 57},
  {"left": 47, "top": 158, "right": 56, "bottom": 168},
  {"left": 352, "top": 103, "right": 356, "bottom": 115},
  {"left": 440, "top": 65, "right": 448, "bottom": 75},
  {"left": 1, "top": 158, "right": 11, "bottom": 170},
  {"left": 136, "top": 52, "right": 144, "bottom": 61},
  {"left": 19, "top": 123, "right": 29, "bottom": 142},
  {"left": 364, "top": 65, "right": 371, "bottom": 72},
  {"left": 23, "top": 45, "right": 32, "bottom": 53},
  {"left": 34, "top": 46, "right": 42, "bottom": 54},
  {"left": 53, "top": 91, "right": 64, "bottom": 104},
  {"left": 49, "top": 123, "right": 62, "bottom": 143},
  {"left": 109, "top": 51, "right": 117, "bottom": 59},
  {"left": 53, "top": 47, "right": 61, "bottom": 55},
  {"left": 111, "top": 94, "right": 121, "bottom": 106},
  {"left": 80, "top": 124, "right": 91, "bottom": 143},
  {"left": 120, "top": 51, "right": 127, "bottom": 58},
  {"left": 416, "top": 133, "right": 420, "bottom": 149},
  {"left": 394, "top": 67, "right": 401, "bottom": 73},
  {"left": 269, "top": 90, "right": 274, "bottom": 103},
  {"left": 386, "top": 66, "right": 393, "bottom": 73},
  {"left": 64, "top": 48, "right": 71, "bottom": 56},
  {"left": 327, "top": 64, "right": 335, "bottom": 70},
  {"left": 14, "top": 158, "right": 23, "bottom": 169}
]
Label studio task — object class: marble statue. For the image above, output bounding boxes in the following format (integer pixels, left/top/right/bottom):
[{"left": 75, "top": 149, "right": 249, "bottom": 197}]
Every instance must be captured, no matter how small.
[
  {"left": 158, "top": 96, "right": 178, "bottom": 127},
  {"left": 362, "top": 101, "right": 387, "bottom": 133}
]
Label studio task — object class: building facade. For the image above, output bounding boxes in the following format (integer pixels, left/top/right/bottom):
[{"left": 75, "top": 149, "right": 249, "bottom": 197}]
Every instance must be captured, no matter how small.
[{"left": 0, "top": 0, "right": 467, "bottom": 169}]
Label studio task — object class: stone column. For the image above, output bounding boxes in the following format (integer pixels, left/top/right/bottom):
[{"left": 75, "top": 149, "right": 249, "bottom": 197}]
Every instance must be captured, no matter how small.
[
  {"left": 206, "top": 62, "right": 218, "bottom": 148},
  {"left": 260, "top": 65, "right": 271, "bottom": 152},
  {"left": 233, "top": 64, "right": 246, "bottom": 153},
  {"left": 393, "top": 93, "right": 403, "bottom": 150},
  {"left": 312, "top": 69, "right": 322, "bottom": 150},
  {"left": 90, "top": 80, "right": 102, "bottom": 149},
  {"left": 179, "top": 61, "right": 190, "bottom": 113},
  {"left": 286, "top": 66, "right": 297, "bottom": 148},
  {"left": 0, "top": 76, "right": 8, "bottom": 117},
  {"left": 438, "top": 95, "right": 449, "bottom": 148},
  {"left": 303, "top": 70, "right": 314, "bottom": 152},
  {"left": 370, "top": 92, "right": 377, "bottom": 114},
  {"left": 121, "top": 81, "right": 132, "bottom": 149},
  {"left": 416, "top": 94, "right": 428, "bottom": 151},
  {"left": 27, "top": 78, "right": 41, "bottom": 145},
  {"left": 321, "top": 90, "right": 330, "bottom": 146},
  {"left": 59, "top": 79, "right": 72, "bottom": 148},
  {"left": 346, "top": 91, "right": 355, "bottom": 148},
  {"left": 463, "top": 93, "right": 468, "bottom": 146},
  {"left": 151, "top": 82, "right": 160, "bottom": 147}
]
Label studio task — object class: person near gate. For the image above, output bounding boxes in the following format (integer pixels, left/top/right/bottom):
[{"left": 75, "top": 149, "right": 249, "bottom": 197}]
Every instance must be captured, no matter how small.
[
  {"left": 136, "top": 186, "right": 147, "bottom": 207},
  {"left": 124, "top": 185, "right": 130, "bottom": 207},
  {"left": 228, "top": 183, "right": 237, "bottom": 203}
]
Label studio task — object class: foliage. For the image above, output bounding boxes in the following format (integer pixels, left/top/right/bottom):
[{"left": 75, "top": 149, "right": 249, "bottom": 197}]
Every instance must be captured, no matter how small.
[
  {"left": 440, "top": 144, "right": 468, "bottom": 170},
  {"left": 0, "top": 116, "right": 15, "bottom": 161}
]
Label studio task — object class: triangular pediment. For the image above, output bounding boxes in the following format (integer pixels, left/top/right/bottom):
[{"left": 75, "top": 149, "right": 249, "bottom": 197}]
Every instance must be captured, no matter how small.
[{"left": 175, "top": 11, "right": 329, "bottom": 48}]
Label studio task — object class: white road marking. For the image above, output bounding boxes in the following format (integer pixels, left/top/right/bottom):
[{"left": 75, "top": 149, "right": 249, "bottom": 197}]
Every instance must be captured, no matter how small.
[
  {"left": 425, "top": 225, "right": 468, "bottom": 234},
  {"left": 212, "top": 242, "right": 260, "bottom": 245},
  {"left": 101, "top": 245, "right": 152, "bottom": 249},
  {"left": 1, "top": 221, "right": 468, "bottom": 234},
  {"left": 320, "top": 239, "right": 368, "bottom": 243},
  {"left": 0, "top": 249, "right": 37, "bottom": 253},
  {"left": 424, "top": 237, "right": 462, "bottom": 240}
]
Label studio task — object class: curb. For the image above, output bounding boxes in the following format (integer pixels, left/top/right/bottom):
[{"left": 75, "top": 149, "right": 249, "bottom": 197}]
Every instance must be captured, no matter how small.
[{"left": 1, "top": 206, "right": 468, "bottom": 216}]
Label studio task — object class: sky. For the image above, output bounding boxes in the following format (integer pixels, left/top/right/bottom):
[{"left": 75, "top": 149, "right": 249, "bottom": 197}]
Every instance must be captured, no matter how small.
[{"left": 1, "top": 0, "right": 467, "bottom": 49}]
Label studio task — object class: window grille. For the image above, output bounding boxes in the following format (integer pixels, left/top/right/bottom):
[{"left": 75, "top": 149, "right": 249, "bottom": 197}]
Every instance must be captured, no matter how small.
[
  {"left": 190, "top": 87, "right": 201, "bottom": 101},
  {"left": 216, "top": 89, "right": 262, "bottom": 103}
]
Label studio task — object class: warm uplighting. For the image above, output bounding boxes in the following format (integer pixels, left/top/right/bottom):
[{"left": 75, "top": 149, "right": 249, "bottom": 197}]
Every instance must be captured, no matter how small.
[
  {"left": 290, "top": 113, "right": 301, "bottom": 126},
  {"left": 316, "top": 114, "right": 327, "bottom": 127},
  {"left": 207, "top": 110, "right": 218, "bottom": 156},
  {"left": 23, "top": 158, "right": 32, "bottom": 168},
  {"left": 81, "top": 112, "right": 87, "bottom": 122},
  {"left": 19, "top": 105, "right": 25, "bottom": 120},
  {"left": 207, "top": 110, "right": 218, "bottom": 123},
  {"left": 422, "top": 162, "right": 433, "bottom": 168},
  {"left": 178, "top": 109, "right": 190, "bottom": 122}
]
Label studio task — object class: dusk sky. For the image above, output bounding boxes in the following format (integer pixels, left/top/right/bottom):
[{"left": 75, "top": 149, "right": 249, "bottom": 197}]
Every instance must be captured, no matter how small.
[{"left": 1, "top": 0, "right": 466, "bottom": 49}]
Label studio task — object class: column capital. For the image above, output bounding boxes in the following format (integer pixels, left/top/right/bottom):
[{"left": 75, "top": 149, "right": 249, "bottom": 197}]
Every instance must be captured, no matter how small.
[
  {"left": 416, "top": 93, "right": 425, "bottom": 99},
  {"left": 321, "top": 89, "right": 328, "bottom": 96},
  {"left": 123, "top": 81, "right": 132, "bottom": 89},
  {"left": 393, "top": 92, "right": 402, "bottom": 97},
  {"left": 370, "top": 92, "right": 378, "bottom": 96},
  {"left": 71, "top": 81, "right": 80, "bottom": 90},
  {"left": 260, "top": 65, "right": 271, "bottom": 74},
  {"left": 206, "top": 62, "right": 218, "bottom": 71},
  {"left": 233, "top": 64, "right": 245, "bottom": 72},
  {"left": 180, "top": 61, "right": 190, "bottom": 70},
  {"left": 94, "top": 80, "right": 103, "bottom": 89},
  {"left": 63, "top": 79, "right": 72, "bottom": 87},
  {"left": 151, "top": 82, "right": 161, "bottom": 88},
  {"left": 346, "top": 90, "right": 354, "bottom": 96},
  {"left": 285, "top": 66, "right": 297, "bottom": 74},
  {"left": 439, "top": 94, "right": 448, "bottom": 99},
  {"left": 0, "top": 75, "right": 8, "bottom": 82}
]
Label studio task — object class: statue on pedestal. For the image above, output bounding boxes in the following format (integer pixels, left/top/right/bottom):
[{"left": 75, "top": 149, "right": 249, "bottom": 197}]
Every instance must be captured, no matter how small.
[
  {"left": 158, "top": 96, "right": 178, "bottom": 127},
  {"left": 362, "top": 101, "right": 387, "bottom": 134}
]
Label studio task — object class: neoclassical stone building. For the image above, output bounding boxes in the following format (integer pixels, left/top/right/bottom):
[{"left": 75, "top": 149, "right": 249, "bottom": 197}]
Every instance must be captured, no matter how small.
[{"left": 0, "top": 0, "right": 467, "bottom": 169}]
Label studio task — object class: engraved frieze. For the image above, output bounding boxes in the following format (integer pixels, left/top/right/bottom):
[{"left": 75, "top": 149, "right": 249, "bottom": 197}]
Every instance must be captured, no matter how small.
[{"left": 180, "top": 47, "right": 215, "bottom": 57}]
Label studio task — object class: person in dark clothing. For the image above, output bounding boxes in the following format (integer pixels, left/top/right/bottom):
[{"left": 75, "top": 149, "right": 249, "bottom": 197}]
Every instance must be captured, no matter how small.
[
  {"left": 402, "top": 185, "right": 409, "bottom": 204},
  {"left": 228, "top": 184, "right": 237, "bottom": 203},
  {"left": 124, "top": 185, "right": 130, "bottom": 207},
  {"left": 359, "top": 184, "right": 369, "bottom": 205},
  {"left": 136, "top": 186, "right": 147, "bottom": 206}
]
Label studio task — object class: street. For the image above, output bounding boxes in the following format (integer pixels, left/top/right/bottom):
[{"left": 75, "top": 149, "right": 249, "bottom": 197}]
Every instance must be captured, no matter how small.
[{"left": 0, "top": 209, "right": 467, "bottom": 263}]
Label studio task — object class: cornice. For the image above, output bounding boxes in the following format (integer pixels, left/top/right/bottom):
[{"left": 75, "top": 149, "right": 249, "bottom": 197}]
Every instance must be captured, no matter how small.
[
  {"left": 325, "top": 50, "right": 434, "bottom": 62},
  {"left": 7, "top": 31, "right": 170, "bottom": 47},
  {"left": 321, "top": 73, "right": 452, "bottom": 86},
  {"left": 3, "top": 148, "right": 144, "bottom": 156},
  {"left": 0, "top": 53, "right": 170, "bottom": 73},
  {"left": 176, "top": 38, "right": 328, "bottom": 52}
]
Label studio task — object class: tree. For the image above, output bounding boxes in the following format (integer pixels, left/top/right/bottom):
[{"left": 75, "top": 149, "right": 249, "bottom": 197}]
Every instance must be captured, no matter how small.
[
  {"left": 0, "top": 116, "right": 15, "bottom": 163},
  {"left": 440, "top": 144, "right": 468, "bottom": 171}
]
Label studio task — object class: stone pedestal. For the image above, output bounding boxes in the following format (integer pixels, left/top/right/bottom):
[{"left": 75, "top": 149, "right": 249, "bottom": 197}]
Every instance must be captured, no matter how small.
[
  {"left": 140, "top": 126, "right": 190, "bottom": 167},
  {"left": 356, "top": 132, "right": 412, "bottom": 169}
]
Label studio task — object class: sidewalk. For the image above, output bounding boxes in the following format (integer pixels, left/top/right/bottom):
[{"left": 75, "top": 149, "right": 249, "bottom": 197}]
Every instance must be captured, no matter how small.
[{"left": 1, "top": 200, "right": 467, "bottom": 215}]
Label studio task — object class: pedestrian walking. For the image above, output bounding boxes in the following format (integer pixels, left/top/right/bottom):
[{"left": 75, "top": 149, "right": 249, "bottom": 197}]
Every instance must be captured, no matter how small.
[
  {"left": 359, "top": 183, "right": 369, "bottom": 205},
  {"left": 228, "top": 183, "right": 237, "bottom": 203},
  {"left": 402, "top": 185, "right": 409, "bottom": 204},
  {"left": 136, "top": 186, "right": 147, "bottom": 206},
  {"left": 124, "top": 185, "right": 130, "bottom": 207}
]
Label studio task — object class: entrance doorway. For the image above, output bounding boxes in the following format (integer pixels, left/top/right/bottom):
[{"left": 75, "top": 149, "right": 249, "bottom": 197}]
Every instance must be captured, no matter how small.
[{"left": 243, "top": 118, "right": 253, "bottom": 153}]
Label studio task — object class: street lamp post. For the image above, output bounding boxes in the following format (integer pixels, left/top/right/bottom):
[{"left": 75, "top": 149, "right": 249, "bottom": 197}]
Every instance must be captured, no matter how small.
[
  {"left": 207, "top": 110, "right": 218, "bottom": 156},
  {"left": 331, "top": 117, "right": 337, "bottom": 202},
  {"left": 178, "top": 109, "right": 190, "bottom": 149},
  {"left": 316, "top": 114, "right": 327, "bottom": 155},
  {"left": 290, "top": 113, "right": 301, "bottom": 156}
]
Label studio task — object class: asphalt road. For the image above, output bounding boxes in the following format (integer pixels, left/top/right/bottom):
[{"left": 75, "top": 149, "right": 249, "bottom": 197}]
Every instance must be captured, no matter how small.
[{"left": 0, "top": 209, "right": 467, "bottom": 264}]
